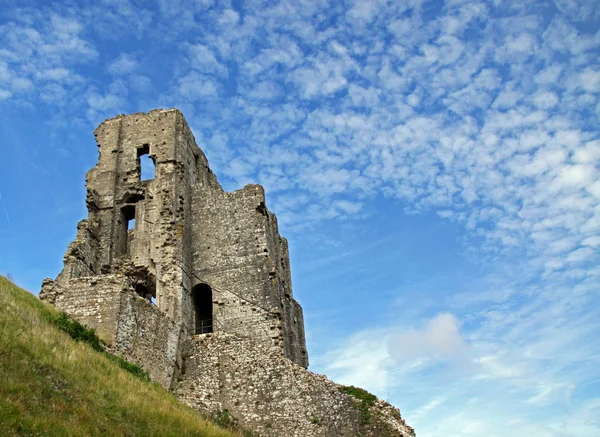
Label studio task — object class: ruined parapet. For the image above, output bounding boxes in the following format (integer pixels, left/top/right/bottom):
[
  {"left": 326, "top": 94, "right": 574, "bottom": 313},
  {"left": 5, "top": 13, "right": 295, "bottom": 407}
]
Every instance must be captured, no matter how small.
[{"left": 40, "top": 109, "right": 413, "bottom": 437}]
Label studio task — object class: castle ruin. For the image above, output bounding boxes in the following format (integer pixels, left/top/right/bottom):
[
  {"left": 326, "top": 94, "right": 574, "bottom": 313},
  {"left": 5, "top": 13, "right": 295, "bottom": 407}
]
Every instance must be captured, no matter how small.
[{"left": 40, "top": 109, "right": 414, "bottom": 437}]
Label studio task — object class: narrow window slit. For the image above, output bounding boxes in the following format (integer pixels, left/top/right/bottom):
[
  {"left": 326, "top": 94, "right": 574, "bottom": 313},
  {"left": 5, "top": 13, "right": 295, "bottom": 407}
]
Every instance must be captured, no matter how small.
[{"left": 120, "top": 204, "right": 136, "bottom": 255}]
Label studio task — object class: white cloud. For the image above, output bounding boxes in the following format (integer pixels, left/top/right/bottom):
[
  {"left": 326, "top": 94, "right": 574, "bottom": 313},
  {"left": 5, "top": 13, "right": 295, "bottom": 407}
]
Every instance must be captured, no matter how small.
[
  {"left": 322, "top": 313, "right": 467, "bottom": 393},
  {"left": 586, "top": 180, "right": 600, "bottom": 199},
  {"left": 35, "top": 68, "right": 70, "bottom": 81},
  {"left": 532, "top": 90, "right": 559, "bottom": 109},
  {"left": 552, "top": 164, "right": 597, "bottom": 190},
  {"left": 219, "top": 9, "right": 240, "bottom": 26},
  {"left": 579, "top": 68, "right": 600, "bottom": 93},
  {"left": 492, "top": 87, "right": 521, "bottom": 109},
  {"left": 177, "top": 72, "right": 219, "bottom": 100},
  {"left": 108, "top": 53, "right": 137, "bottom": 75},
  {"left": 581, "top": 236, "right": 600, "bottom": 247},
  {"left": 129, "top": 75, "right": 153, "bottom": 93},
  {"left": 390, "top": 313, "right": 467, "bottom": 359},
  {"left": 566, "top": 247, "right": 595, "bottom": 263},
  {"left": 324, "top": 331, "right": 393, "bottom": 393},
  {"left": 534, "top": 65, "right": 563, "bottom": 85},
  {"left": 11, "top": 77, "right": 33, "bottom": 92},
  {"left": 87, "top": 91, "right": 123, "bottom": 112},
  {"left": 0, "top": 11, "right": 96, "bottom": 104},
  {"left": 333, "top": 199, "right": 363, "bottom": 215},
  {"left": 188, "top": 44, "right": 228, "bottom": 77}
]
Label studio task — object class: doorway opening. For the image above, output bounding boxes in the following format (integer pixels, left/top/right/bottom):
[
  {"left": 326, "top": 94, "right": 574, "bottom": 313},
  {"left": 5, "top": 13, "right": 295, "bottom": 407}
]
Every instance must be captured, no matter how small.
[{"left": 192, "top": 283, "right": 213, "bottom": 334}]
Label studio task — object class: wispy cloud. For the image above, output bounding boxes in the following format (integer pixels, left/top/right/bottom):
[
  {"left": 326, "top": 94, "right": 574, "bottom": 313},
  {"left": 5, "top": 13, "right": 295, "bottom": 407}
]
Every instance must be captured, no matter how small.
[{"left": 108, "top": 53, "right": 138, "bottom": 76}]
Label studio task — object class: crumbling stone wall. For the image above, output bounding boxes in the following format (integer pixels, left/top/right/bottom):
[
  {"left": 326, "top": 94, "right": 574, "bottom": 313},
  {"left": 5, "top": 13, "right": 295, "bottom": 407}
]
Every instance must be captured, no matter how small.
[
  {"left": 41, "top": 275, "right": 125, "bottom": 345},
  {"left": 55, "top": 219, "right": 100, "bottom": 281},
  {"left": 41, "top": 274, "right": 185, "bottom": 388},
  {"left": 112, "top": 291, "right": 186, "bottom": 389},
  {"left": 191, "top": 183, "right": 308, "bottom": 367},
  {"left": 88, "top": 109, "right": 193, "bottom": 324},
  {"left": 40, "top": 108, "right": 414, "bottom": 437},
  {"left": 177, "top": 333, "right": 414, "bottom": 437}
]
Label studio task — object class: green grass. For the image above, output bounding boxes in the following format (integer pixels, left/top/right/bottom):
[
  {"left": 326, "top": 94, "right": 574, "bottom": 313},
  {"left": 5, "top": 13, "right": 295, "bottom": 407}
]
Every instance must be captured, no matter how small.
[
  {"left": 51, "top": 312, "right": 150, "bottom": 381},
  {"left": 51, "top": 312, "right": 106, "bottom": 353},
  {"left": 339, "top": 385, "right": 377, "bottom": 406},
  {"left": 340, "top": 385, "right": 378, "bottom": 425},
  {"left": 0, "top": 276, "right": 242, "bottom": 437}
]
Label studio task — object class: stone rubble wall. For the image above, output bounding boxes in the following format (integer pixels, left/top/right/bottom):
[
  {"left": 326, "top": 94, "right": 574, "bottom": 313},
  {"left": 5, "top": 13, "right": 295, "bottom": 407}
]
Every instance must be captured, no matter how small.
[
  {"left": 177, "top": 332, "right": 415, "bottom": 437},
  {"left": 41, "top": 276, "right": 415, "bottom": 436},
  {"left": 88, "top": 109, "right": 207, "bottom": 326},
  {"left": 263, "top": 212, "right": 307, "bottom": 367}
]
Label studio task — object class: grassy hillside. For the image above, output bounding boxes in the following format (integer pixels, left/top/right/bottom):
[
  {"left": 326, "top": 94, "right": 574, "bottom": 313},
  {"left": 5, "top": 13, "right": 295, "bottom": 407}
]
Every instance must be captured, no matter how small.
[{"left": 0, "top": 276, "right": 241, "bottom": 437}]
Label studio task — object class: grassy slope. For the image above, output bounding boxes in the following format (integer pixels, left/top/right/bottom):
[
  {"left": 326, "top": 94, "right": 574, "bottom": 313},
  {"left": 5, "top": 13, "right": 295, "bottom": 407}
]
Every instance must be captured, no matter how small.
[{"left": 0, "top": 276, "right": 240, "bottom": 437}]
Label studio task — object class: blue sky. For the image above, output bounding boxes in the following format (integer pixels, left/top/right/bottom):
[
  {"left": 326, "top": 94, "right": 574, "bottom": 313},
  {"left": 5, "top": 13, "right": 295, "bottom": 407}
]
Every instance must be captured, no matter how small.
[{"left": 1, "top": 0, "right": 599, "bottom": 435}]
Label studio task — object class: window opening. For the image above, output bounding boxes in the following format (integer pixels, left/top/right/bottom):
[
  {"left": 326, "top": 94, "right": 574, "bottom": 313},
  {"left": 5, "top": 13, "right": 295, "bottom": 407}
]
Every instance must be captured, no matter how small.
[
  {"left": 122, "top": 205, "right": 136, "bottom": 231},
  {"left": 134, "top": 281, "right": 156, "bottom": 303},
  {"left": 120, "top": 205, "right": 136, "bottom": 255},
  {"left": 135, "top": 284, "right": 149, "bottom": 299},
  {"left": 137, "top": 144, "right": 156, "bottom": 181},
  {"left": 192, "top": 284, "right": 213, "bottom": 334}
]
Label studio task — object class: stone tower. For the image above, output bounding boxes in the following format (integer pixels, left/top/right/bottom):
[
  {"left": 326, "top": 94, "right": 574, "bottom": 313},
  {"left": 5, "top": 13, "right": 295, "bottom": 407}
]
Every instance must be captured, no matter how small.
[{"left": 41, "top": 109, "right": 414, "bottom": 437}]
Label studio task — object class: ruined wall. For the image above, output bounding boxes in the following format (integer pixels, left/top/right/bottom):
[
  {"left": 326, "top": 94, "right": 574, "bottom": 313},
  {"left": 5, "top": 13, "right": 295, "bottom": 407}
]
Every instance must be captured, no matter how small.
[
  {"left": 87, "top": 109, "right": 216, "bottom": 325},
  {"left": 55, "top": 219, "right": 100, "bottom": 283},
  {"left": 177, "top": 333, "right": 414, "bottom": 437},
  {"left": 40, "top": 275, "right": 185, "bottom": 389},
  {"left": 40, "top": 275, "right": 126, "bottom": 344},
  {"left": 43, "top": 108, "right": 307, "bottom": 366},
  {"left": 112, "top": 292, "right": 186, "bottom": 389},
  {"left": 191, "top": 184, "right": 308, "bottom": 367},
  {"left": 263, "top": 211, "right": 307, "bottom": 367},
  {"left": 42, "top": 107, "right": 308, "bottom": 370},
  {"left": 41, "top": 274, "right": 413, "bottom": 437}
]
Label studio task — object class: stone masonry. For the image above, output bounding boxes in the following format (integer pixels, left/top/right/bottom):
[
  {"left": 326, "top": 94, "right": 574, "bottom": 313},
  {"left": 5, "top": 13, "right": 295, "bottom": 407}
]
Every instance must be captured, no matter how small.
[{"left": 40, "top": 109, "right": 415, "bottom": 437}]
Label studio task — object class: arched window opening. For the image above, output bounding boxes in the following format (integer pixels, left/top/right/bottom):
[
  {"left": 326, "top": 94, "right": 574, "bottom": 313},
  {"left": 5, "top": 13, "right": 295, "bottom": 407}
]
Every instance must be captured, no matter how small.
[
  {"left": 192, "top": 284, "right": 213, "bottom": 334},
  {"left": 137, "top": 144, "right": 156, "bottom": 181}
]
